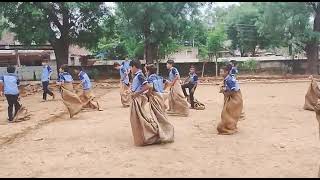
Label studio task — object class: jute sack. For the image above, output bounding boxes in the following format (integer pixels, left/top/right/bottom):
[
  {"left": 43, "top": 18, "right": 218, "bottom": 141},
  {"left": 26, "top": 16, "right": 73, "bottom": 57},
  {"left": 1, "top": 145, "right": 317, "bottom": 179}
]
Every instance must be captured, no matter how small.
[
  {"left": 304, "top": 77, "right": 320, "bottom": 111},
  {"left": 61, "top": 83, "right": 83, "bottom": 118},
  {"left": 167, "top": 81, "right": 189, "bottom": 117},
  {"left": 130, "top": 94, "right": 161, "bottom": 146},
  {"left": 217, "top": 90, "right": 243, "bottom": 135},
  {"left": 120, "top": 82, "right": 131, "bottom": 107},
  {"left": 149, "top": 91, "right": 174, "bottom": 143}
]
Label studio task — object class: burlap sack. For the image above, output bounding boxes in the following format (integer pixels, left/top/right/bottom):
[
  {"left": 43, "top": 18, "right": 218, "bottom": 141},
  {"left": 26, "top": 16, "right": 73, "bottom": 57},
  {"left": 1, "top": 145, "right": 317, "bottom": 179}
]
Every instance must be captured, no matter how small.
[
  {"left": 130, "top": 94, "right": 160, "bottom": 146},
  {"left": 162, "top": 91, "right": 169, "bottom": 110},
  {"left": 304, "top": 78, "right": 320, "bottom": 111},
  {"left": 80, "top": 90, "right": 101, "bottom": 110},
  {"left": 13, "top": 105, "right": 30, "bottom": 122},
  {"left": 120, "top": 82, "right": 131, "bottom": 107},
  {"left": 217, "top": 90, "right": 243, "bottom": 135},
  {"left": 167, "top": 81, "right": 189, "bottom": 117},
  {"left": 187, "top": 96, "right": 205, "bottom": 110},
  {"left": 314, "top": 98, "right": 320, "bottom": 177},
  {"left": 61, "top": 83, "right": 83, "bottom": 118},
  {"left": 149, "top": 91, "right": 174, "bottom": 143}
]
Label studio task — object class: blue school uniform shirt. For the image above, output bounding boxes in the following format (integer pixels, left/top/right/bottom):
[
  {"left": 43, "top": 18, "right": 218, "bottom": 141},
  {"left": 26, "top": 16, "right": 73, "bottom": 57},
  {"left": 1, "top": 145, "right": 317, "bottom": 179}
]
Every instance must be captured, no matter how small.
[
  {"left": 41, "top": 65, "right": 52, "bottom": 82},
  {"left": 131, "top": 70, "right": 148, "bottom": 92},
  {"left": 147, "top": 74, "right": 164, "bottom": 93},
  {"left": 0, "top": 73, "right": 20, "bottom": 95},
  {"left": 224, "top": 74, "right": 240, "bottom": 92},
  {"left": 189, "top": 72, "right": 198, "bottom": 85},
  {"left": 78, "top": 71, "right": 91, "bottom": 90},
  {"left": 122, "top": 60, "right": 131, "bottom": 71},
  {"left": 230, "top": 66, "right": 238, "bottom": 76},
  {"left": 168, "top": 67, "right": 179, "bottom": 82},
  {"left": 119, "top": 65, "right": 129, "bottom": 85},
  {"left": 58, "top": 72, "right": 73, "bottom": 83}
]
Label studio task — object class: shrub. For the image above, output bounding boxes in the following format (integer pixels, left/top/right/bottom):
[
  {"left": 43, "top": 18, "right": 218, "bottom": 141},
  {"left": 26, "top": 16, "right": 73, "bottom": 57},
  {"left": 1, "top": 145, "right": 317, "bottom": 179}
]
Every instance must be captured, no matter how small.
[
  {"left": 87, "top": 69, "right": 100, "bottom": 80},
  {"left": 238, "top": 58, "right": 257, "bottom": 73}
]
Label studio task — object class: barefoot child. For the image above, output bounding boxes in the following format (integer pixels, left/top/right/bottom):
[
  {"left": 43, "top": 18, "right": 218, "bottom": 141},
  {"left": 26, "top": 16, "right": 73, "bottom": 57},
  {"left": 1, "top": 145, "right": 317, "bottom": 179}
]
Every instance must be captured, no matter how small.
[
  {"left": 166, "top": 60, "right": 189, "bottom": 116},
  {"left": 217, "top": 64, "right": 243, "bottom": 135},
  {"left": 0, "top": 66, "right": 28, "bottom": 122},
  {"left": 57, "top": 64, "right": 82, "bottom": 118},
  {"left": 41, "top": 59, "right": 55, "bottom": 101},
  {"left": 74, "top": 67, "right": 102, "bottom": 111},
  {"left": 145, "top": 64, "right": 174, "bottom": 143},
  {"left": 181, "top": 65, "right": 205, "bottom": 110},
  {"left": 114, "top": 62, "right": 131, "bottom": 107}
]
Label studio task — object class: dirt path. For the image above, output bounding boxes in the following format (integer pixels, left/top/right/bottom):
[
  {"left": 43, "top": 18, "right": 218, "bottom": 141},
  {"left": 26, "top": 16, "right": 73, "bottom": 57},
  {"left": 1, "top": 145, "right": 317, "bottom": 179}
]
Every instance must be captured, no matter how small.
[{"left": 0, "top": 82, "right": 319, "bottom": 177}]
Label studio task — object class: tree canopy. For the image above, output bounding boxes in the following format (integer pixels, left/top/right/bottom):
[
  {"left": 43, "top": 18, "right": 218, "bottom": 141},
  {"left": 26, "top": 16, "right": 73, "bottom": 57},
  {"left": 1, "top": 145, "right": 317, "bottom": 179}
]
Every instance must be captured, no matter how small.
[{"left": 0, "top": 2, "right": 109, "bottom": 70}]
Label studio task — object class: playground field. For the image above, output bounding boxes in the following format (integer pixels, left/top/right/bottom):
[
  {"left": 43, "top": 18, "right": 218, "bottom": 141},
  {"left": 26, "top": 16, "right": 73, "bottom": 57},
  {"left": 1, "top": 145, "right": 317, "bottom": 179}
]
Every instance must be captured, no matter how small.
[{"left": 0, "top": 80, "right": 319, "bottom": 178}]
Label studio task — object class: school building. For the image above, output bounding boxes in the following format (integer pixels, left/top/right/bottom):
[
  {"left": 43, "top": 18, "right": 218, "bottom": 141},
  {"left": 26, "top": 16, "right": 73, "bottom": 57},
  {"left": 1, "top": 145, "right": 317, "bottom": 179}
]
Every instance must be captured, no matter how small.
[{"left": 0, "top": 31, "right": 92, "bottom": 80}]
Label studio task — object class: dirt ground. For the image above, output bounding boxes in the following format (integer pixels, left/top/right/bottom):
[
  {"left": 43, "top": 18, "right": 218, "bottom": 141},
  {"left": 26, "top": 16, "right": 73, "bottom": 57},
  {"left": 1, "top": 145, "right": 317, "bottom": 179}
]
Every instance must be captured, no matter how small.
[{"left": 0, "top": 80, "right": 319, "bottom": 178}]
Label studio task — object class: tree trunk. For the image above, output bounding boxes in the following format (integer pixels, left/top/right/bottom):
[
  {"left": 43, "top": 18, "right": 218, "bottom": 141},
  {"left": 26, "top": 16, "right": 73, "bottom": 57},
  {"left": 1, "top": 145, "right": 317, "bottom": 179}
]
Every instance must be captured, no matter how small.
[
  {"left": 144, "top": 41, "right": 157, "bottom": 64},
  {"left": 52, "top": 38, "right": 69, "bottom": 73},
  {"left": 306, "top": 6, "right": 320, "bottom": 74},
  {"left": 215, "top": 55, "right": 218, "bottom": 77},
  {"left": 306, "top": 41, "right": 319, "bottom": 74},
  {"left": 201, "top": 61, "right": 205, "bottom": 78}
]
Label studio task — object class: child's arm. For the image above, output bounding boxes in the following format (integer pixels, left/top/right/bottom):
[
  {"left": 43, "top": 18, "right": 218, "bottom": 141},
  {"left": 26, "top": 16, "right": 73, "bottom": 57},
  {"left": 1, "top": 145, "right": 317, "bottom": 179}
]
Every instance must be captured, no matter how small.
[
  {"left": 0, "top": 78, "right": 3, "bottom": 97},
  {"left": 132, "top": 74, "right": 150, "bottom": 97},
  {"left": 48, "top": 66, "right": 53, "bottom": 80}
]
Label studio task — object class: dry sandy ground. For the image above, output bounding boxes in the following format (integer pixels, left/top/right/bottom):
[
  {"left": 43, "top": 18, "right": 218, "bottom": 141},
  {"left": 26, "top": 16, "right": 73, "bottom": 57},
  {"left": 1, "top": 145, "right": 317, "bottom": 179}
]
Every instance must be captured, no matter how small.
[{"left": 0, "top": 81, "right": 319, "bottom": 178}]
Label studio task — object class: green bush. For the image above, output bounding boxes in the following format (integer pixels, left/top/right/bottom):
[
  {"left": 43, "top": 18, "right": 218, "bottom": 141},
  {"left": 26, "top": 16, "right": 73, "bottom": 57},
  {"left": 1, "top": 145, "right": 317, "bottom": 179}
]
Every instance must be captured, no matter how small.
[
  {"left": 238, "top": 58, "right": 257, "bottom": 72},
  {"left": 87, "top": 69, "right": 100, "bottom": 80}
]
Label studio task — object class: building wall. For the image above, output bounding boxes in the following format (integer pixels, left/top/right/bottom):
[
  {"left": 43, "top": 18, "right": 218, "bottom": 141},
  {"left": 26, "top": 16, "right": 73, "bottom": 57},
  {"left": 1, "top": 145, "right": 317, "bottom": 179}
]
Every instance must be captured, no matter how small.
[
  {"left": 0, "top": 65, "right": 58, "bottom": 81},
  {"left": 159, "top": 47, "right": 199, "bottom": 63}
]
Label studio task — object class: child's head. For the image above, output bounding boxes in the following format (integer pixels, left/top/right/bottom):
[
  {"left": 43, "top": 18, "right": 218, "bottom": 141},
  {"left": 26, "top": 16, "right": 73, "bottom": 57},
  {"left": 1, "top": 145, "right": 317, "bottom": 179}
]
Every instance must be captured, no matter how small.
[
  {"left": 74, "top": 66, "right": 83, "bottom": 74},
  {"left": 113, "top": 62, "right": 121, "bottom": 70},
  {"left": 42, "top": 59, "right": 49, "bottom": 66},
  {"left": 223, "top": 63, "right": 233, "bottom": 78},
  {"left": 7, "top": 65, "right": 16, "bottom": 73},
  {"left": 145, "top": 64, "right": 157, "bottom": 76},
  {"left": 166, "top": 60, "right": 174, "bottom": 69},
  {"left": 230, "top": 60, "right": 237, "bottom": 67},
  {"left": 189, "top": 65, "right": 196, "bottom": 73},
  {"left": 129, "top": 60, "right": 142, "bottom": 74},
  {"left": 59, "top": 64, "right": 69, "bottom": 73}
]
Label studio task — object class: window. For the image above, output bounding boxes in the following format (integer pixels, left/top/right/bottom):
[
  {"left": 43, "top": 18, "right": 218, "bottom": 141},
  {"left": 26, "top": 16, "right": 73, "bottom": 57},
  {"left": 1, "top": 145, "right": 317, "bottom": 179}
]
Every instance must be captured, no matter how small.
[{"left": 70, "top": 57, "right": 75, "bottom": 66}]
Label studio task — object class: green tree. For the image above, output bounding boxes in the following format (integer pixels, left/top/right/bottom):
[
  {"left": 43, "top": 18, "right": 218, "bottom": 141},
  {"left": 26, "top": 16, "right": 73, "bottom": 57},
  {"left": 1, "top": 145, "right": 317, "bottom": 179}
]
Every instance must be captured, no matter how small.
[
  {"left": 116, "top": 2, "right": 203, "bottom": 64},
  {"left": 0, "top": 2, "right": 108, "bottom": 72},
  {"left": 256, "top": 2, "right": 320, "bottom": 73},
  {"left": 207, "top": 25, "right": 227, "bottom": 76},
  {"left": 225, "top": 3, "right": 267, "bottom": 57}
]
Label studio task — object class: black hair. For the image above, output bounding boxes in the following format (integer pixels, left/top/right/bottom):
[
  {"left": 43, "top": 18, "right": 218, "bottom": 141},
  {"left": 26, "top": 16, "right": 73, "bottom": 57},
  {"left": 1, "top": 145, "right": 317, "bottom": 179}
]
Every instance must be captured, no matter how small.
[
  {"left": 167, "top": 60, "right": 174, "bottom": 65},
  {"left": 146, "top": 64, "right": 157, "bottom": 75},
  {"left": 60, "top": 64, "right": 69, "bottom": 73},
  {"left": 224, "top": 63, "right": 233, "bottom": 72},
  {"left": 190, "top": 65, "right": 196, "bottom": 69},
  {"left": 75, "top": 66, "right": 83, "bottom": 71},
  {"left": 129, "top": 59, "right": 142, "bottom": 69},
  {"left": 7, "top": 65, "right": 16, "bottom": 73},
  {"left": 230, "top": 60, "right": 237, "bottom": 66}
]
